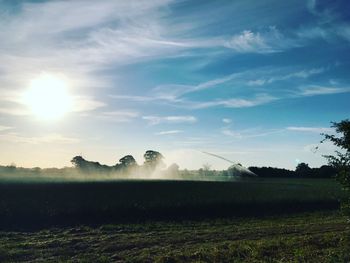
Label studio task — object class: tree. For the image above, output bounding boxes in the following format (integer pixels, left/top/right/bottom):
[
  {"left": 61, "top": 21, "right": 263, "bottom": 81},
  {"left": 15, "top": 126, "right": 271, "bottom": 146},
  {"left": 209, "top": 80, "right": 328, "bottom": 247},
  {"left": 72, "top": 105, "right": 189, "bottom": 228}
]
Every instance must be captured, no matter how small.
[
  {"left": 167, "top": 163, "right": 179, "bottom": 173},
  {"left": 166, "top": 163, "right": 180, "bottom": 177},
  {"left": 118, "top": 155, "right": 137, "bottom": 168},
  {"left": 295, "top": 162, "right": 312, "bottom": 177},
  {"left": 71, "top": 155, "right": 104, "bottom": 171},
  {"left": 143, "top": 150, "right": 165, "bottom": 171},
  {"left": 202, "top": 163, "right": 212, "bottom": 176},
  {"left": 322, "top": 119, "right": 350, "bottom": 215},
  {"left": 71, "top": 156, "right": 86, "bottom": 169}
]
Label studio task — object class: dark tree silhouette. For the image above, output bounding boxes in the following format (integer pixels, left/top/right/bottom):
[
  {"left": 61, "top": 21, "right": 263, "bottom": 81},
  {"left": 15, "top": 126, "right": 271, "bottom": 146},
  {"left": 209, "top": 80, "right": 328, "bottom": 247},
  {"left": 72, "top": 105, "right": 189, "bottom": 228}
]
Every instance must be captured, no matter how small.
[
  {"left": 295, "top": 162, "right": 312, "bottom": 177},
  {"left": 143, "top": 150, "right": 165, "bottom": 171},
  {"left": 71, "top": 155, "right": 107, "bottom": 171},
  {"left": 119, "top": 155, "right": 137, "bottom": 168},
  {"left": 248, "top": 166, "right": 295, "bottom": 178},
  {"left": 248, "top": 165, "right": 335, "bottom": 178},
  {"left": 71, "top": 156, "right": 86, "bottom": 169},
  {"left": 322, "top": 119, "right": 350, "bottom": 215}
]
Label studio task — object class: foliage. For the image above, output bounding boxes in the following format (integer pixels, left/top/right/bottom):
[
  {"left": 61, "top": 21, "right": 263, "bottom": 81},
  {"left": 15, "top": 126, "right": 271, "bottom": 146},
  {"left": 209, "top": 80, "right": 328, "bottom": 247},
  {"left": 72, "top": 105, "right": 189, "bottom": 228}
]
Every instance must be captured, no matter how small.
[
  {"left": 295, "top": 162, "right": 311, "bottom": 177},
  {"left": 70, "top": 156, "right": 112, "bottom": 173},
  {"left": 248, "top": 165, "right": 336, "bottom": 178},
  {"left": 117, "top": 155, "right": 137, "bottom": 169},
  {"left": 143, "top": 150, "right": 165, "bottom": 171},
  {"left": 70, "top": 150, "right": 165, "bottom": 175},
  {"left": 322, "top": 119, "right": 350, "bottom": 215},
  {"left": 199, "top": 163, "right": 213, "bottom": 177}
]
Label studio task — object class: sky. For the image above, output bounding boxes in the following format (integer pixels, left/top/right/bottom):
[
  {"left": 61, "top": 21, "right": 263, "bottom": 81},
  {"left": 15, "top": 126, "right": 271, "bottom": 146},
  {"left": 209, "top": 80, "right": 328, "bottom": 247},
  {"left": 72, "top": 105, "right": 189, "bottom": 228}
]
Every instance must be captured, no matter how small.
[{"left": 0, "top": 0, "right": 349, "bottom": 170}]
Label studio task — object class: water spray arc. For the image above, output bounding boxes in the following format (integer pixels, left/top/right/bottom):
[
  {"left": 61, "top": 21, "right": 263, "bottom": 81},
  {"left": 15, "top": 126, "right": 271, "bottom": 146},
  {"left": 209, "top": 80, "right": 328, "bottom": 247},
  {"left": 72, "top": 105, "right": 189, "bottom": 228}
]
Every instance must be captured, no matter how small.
[
  {"left": 201, "top": 151, "right": 238, "bottom": 165},
  {"left": 200, "top": 151, "right": 256, "bottom": 177}
]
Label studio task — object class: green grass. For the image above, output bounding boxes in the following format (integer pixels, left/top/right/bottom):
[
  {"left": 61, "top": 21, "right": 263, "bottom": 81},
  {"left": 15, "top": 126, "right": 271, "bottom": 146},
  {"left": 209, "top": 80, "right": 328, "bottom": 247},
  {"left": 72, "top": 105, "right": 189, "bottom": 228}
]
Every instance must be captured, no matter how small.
[{"left": 0, "top": 212, "right": 349, "bottom": 262}]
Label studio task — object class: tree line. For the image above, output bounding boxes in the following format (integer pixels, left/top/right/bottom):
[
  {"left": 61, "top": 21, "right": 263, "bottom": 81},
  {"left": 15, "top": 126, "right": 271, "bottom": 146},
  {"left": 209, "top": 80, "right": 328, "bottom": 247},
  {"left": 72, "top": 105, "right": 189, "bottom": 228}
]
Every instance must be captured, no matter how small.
[
  {"left": 248, "top": 163, "right": 337, "bottom": 178},
  {"left": 70, "top": 150, "right": 167, "bottom": 174}
]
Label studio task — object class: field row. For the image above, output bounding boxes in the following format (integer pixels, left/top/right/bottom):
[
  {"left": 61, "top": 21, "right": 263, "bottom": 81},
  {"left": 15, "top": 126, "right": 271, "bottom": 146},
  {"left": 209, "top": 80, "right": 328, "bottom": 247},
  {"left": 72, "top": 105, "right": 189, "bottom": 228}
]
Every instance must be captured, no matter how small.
[{"left": 0, "top": 212, "right": 349, "bottom": 262}]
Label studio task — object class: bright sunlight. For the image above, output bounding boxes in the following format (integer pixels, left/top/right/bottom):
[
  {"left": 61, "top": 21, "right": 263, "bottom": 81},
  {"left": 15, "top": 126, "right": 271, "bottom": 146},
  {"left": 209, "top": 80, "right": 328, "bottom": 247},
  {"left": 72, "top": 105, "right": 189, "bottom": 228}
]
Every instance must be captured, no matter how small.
[{"left": 23, "top": 73, "right": 73, "bottom": 120}]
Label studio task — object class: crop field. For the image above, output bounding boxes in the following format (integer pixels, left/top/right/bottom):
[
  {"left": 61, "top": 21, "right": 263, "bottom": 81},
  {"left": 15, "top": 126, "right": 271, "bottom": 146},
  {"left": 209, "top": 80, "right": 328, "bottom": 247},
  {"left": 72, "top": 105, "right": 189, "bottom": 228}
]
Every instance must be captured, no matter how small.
[
  {"left": 0, "top": 211, "right": 349, "bottom": 262},
  {"left": 0, "top": 177, "right": 348, "bottom": 262},
  {"left": 0, "top": 178, "right": 345, "bottom": 228}
]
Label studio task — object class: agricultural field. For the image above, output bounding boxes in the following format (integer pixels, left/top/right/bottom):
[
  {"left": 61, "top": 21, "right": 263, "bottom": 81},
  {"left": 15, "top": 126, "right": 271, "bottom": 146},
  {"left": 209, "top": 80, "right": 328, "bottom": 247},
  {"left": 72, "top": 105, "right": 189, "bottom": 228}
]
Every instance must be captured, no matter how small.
[
  {"left": 0, "top": 178, "right": 348, "bottom": 262},
  {"left": 0, "top": 178, "right": 345, "bottom": 228},
  {"left": 0, "top": 211, "right": 349, "bottom": 262}
]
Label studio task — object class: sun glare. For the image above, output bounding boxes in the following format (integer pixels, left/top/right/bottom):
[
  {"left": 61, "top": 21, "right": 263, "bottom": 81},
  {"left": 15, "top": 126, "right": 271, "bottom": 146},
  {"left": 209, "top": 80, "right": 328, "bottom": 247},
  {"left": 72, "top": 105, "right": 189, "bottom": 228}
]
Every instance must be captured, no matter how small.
[{"left": 23, "top": 73, "right": 73, "bottom": 120}]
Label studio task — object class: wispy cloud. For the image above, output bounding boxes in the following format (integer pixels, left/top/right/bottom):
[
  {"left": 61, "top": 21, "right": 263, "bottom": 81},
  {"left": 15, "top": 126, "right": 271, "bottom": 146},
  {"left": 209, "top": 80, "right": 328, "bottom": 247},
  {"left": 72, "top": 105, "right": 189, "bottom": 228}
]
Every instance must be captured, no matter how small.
[
  {"left": 298, "top": 0, "right": 350, "bottom": 43},
  {"left": 0, "top": 125, "right": 12, "bottom": 131},
  {"left": 222, "top": 128, "right": 284, "bottom": 139},
  {"left": 299, "top": 86, "right": 350, "bottom": 96},
  {"left": 99, "top": 110, "right": 139, "bottom": 122},
  {"left": 222, "top": 118, "right": 232, "bottom": 124},
  {"left": 109, "top": 95, "right": 157, "bottom": 102},
  {"left": 247, "top": 67, "right": 325, "bottom": 86},
  {"left": 0, "top": 133, "right": 80, "bottom": 144},
  {"left": 111, "top": 65, "right": 348, "bottom": 112},
  {"left": 224, "top": 30, "right": 270, "bottom": 53},
  {"left": 71, "top": 96, "right": 106, "bottom": 112},
  {"left": 0, "top": 106, "right": 28, "bottom": 116},
  {"left": 189, "top": 94, "right": 277, "bottom": 109},
  {"left": 142, "top": 115, "right": 197, "bottom": 125},
  {"left": 286, "top": 126, "right": 334, "bottom": 133},
  {"left": 153, "top": 72, "right": 241, "bottom": 99},
  {"left": 221, "top": 129, "right": 242, "bottom": 138},
  {"left": 306, "top": 0, "right": 335, "bottom": 23},
  {"left": 224, "top": 27, "right": 296, "bottom": 53},
  {"left": 155, "top": 130, "right": 183, "bottom": 135}
]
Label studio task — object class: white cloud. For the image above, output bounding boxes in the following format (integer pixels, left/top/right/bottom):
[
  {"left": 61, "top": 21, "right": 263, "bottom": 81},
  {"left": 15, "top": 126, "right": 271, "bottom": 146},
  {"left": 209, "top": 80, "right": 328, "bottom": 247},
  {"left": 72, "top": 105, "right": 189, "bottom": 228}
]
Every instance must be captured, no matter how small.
[
  {"left": 72, "top": 96, "right": 106, "bottom": 112},
  {"left": 286, "top": 126, "right": 334, "bottom": 133},
  {"left": 190, "top": 94, "right": 277, "bottom": 109},
  {"left": 247, "top": 79, "right": 266, "bottom": 86},
  {"left": 224, "top": 27, "right": 294, "bottom": 53},
  {"left": 0, "top": 133, "right": 80, "bottom": 144},
  {"left": 225, "top": 30, "right": 269, "bottom": 53},
  {"left": 0, "top": 125, "right": 12, "bottom": 131},
  {"left": 299, "top": 86, "right": 350, "bottom": 96},
  {"left": 155, "top": 130, "right": 183, "bottom": 135},
  {"left": 222, "top": 118, "right": 232, "bottom": 124},
  {"left": 222, "top": 129, "right": 242, "bottom": 139},
  {"left": 248, "top": 67, "right": 325, "bottom": 86},
  {"left": 100, "top": 110, "right": 139, "bottom": 122},
  {"left": 152, "top": 73, "right": 241, "bottom": 99},
  {"left": 222, "top": 128, "right": 283, "bottom": 139},
  {"left": 142, "top": 115, "right": 197, "bottom": 125},
  {"left": 109, "top": 95, "right": 157, "bottom": 102},
  {"left": 0, "top": 107, "right": 28, "bottom": 116}
]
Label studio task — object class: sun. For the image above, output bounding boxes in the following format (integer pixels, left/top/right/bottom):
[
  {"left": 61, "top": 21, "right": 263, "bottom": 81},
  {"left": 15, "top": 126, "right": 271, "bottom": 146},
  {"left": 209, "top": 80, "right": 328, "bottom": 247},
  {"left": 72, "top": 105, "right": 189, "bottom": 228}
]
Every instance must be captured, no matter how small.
[{"left": 23, "top": 73, "right": 73, "bottom": 120}]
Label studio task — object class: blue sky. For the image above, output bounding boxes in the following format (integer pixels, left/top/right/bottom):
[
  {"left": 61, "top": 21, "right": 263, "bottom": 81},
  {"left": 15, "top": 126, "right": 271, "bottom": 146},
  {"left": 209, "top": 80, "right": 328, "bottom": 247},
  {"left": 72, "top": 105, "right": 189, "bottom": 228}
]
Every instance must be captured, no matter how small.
[{"left": 0, "top": 0, "right": 349, "bottom": 169}]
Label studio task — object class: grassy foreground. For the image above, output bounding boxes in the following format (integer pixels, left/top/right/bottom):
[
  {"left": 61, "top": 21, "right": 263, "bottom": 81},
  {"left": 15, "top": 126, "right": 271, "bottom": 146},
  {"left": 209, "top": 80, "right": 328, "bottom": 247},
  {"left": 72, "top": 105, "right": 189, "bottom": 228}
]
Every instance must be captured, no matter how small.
[{"left": 0, "top": 212, "right": 349, "bottom": 262}]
